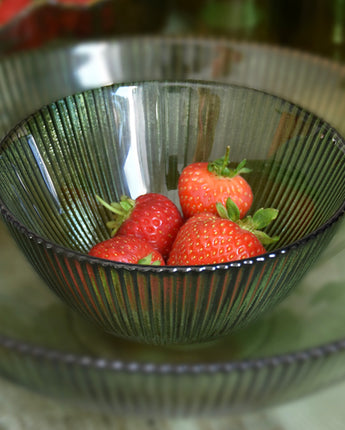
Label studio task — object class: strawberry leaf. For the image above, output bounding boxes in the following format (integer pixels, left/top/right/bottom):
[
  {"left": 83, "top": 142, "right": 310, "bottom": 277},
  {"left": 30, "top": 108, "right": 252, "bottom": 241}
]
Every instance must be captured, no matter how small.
[
  {"left": 218, "top": 198, "right": 280, "bottom": 246},
  {"left": 225, "top": 197, "right": 241, "bottom": 222},
  {"left": 233, "top": 159, "right": 252, "bottom": 176},
  {"left": 138, "top": 253, "right": 162, "bottom": 266},
  {"left": 97, "top": 194, "right": 135, "bottom": 236},
  {"left": 119, "top": 198, "right": 135, "bottom": 212},
  {"left": 216, "top": 198, "right": 242, "bottom": 222},
  {"left": 252, "top": 208, "right": 279, "bottom": 230},
  {"left": 253, "top": 231, "right": 280, "bottom": 246},
  {"left": 216, "top": 202, "right": 230, "bottom": 219},
  {"left": 96, "top": 195, "right": 124, "bottom": 215}
]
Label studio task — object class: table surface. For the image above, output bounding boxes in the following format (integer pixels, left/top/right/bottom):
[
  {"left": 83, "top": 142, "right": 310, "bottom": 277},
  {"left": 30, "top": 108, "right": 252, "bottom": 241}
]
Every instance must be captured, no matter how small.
[{"left": 0, "top": 375, "right": 344, "bottom": 429}]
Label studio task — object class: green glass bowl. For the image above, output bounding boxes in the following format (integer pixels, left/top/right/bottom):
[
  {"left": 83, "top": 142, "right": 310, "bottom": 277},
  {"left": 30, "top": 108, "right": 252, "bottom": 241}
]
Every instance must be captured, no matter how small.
[
  {"left": 0, "top": 80, "right": 345, "bottom": 345},
  {"left": 2, "top": 219, "right": 345, "bottom": 417}
]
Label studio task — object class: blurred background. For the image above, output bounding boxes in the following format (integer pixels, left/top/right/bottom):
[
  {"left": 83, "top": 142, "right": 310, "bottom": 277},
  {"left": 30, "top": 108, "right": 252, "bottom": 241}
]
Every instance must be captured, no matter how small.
[{"left": 0, "top": 0, "right": 344, "bottom": 61}]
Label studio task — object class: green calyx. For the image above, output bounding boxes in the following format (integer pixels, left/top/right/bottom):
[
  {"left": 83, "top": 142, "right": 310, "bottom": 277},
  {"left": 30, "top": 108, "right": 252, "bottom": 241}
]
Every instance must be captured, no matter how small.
[
  {"left": 207, "top": 146, "right": 251, "bottom": 178},
  {"left": 96, "top": 194, "right": 135, "bottom": 236},
  {"left": 138, "top": 253, "right": 162, "bottom": 266},
  {"left": 216, "top": 198, "right": 280, "bottom": 246}
]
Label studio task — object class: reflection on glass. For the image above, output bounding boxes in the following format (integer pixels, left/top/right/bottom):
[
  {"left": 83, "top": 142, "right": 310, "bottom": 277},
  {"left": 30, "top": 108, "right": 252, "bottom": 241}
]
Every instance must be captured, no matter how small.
[
  {"left": 26, "top": 134, "right": 62, "bottom": 214},
  {"left": 113, "top": 86, "right": 148, "bottom": 198},
  {"left": 73, "top": 43, "right": 119, "bottom": 89}
]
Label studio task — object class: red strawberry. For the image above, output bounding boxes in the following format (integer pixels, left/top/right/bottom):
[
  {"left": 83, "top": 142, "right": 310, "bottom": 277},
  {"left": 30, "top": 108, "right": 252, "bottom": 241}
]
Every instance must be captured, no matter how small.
[
  {"left": 167, "top": 198, "right": 278, "bottom": 266},
  {"left": 97, "top": 193, "right": 183, "bottom": 259},
  {"left": 88, "top": 235, "right": 165, "bottom": 265},
  {"left": 178, "top": 146, "right": 253, "bottom": 219}
]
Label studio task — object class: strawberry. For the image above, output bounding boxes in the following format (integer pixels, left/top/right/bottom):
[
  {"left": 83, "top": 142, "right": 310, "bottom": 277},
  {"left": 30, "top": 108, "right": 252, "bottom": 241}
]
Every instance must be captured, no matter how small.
[
  {"left": 96, "top": 193, "right": 183, "bottom": 259},
  {"left": 88, "top": 235, "right": 165, "bottom": 265},
  {"left": 178, "top": 146, "right": 253, "bottom": 219},
  {"left": 167, "top": 198, "right": 278, "bottom": 266}
]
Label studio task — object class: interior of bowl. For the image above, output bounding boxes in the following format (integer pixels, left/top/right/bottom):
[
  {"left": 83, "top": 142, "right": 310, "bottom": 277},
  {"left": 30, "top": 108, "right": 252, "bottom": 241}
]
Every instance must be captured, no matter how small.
[{"left": 0, "top": 80, "right": 345, "bottom": 262}]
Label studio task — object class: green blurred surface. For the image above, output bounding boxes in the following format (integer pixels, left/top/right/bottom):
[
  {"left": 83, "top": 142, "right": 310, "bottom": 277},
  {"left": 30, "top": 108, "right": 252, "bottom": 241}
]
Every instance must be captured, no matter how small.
[
  {"left": 167, "top": 0, "right": 345, "bottom": 61},
  {"left": 1, "top": 1, "right": 345, "bottom": 61}
]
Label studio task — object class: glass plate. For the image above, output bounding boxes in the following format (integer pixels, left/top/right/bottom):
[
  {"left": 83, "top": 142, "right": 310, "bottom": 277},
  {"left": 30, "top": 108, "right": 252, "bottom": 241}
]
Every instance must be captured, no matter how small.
[
  {"left": 0, "top": 37, "right": 344, "bottom": 137},
  {"left": 1, "top": 37, "right": 345, "bottom": 417}
]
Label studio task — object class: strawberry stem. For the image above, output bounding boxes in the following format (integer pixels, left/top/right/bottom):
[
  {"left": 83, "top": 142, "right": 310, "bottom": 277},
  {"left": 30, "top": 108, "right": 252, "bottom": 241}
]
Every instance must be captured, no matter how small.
[
  {"left": 207, "top": 146, "right": 251, "bottom": 178},
  {"left": 96, "top": 195, "right": 125, "bottom": 216},
  {"left": 220, "top": 145, "right": 231, "bottom": 172}
]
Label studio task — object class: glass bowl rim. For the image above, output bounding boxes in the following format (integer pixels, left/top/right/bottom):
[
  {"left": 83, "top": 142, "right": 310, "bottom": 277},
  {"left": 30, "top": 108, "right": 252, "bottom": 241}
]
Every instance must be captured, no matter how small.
[
  {"left": 1, "top": 79, "right": 345, "bottom": 274},
  {"left": 0, "top": 332, "right": 345, "bottom": 374},
  {"left": 4, "top": 34, "right": 342, "bottom": 65}
]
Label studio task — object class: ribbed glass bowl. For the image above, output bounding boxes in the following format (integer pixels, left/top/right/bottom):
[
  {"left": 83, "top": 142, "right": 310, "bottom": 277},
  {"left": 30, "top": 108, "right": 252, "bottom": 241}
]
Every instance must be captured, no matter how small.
[
  {"left": 1, "top": 80, "right": 345, "bottom": 345},
  {"left": 2, "top": 218, "right": 345, "bottom": 417}
]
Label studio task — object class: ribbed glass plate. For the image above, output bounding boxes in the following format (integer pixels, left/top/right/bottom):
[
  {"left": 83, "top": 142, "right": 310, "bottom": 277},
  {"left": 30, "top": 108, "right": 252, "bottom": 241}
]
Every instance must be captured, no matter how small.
[
  {"left": 0, "top": 37, "right": 344, "bottom": 137},
  {"left": 1, "top": 37, "right": 345, "bottom": 415}
]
